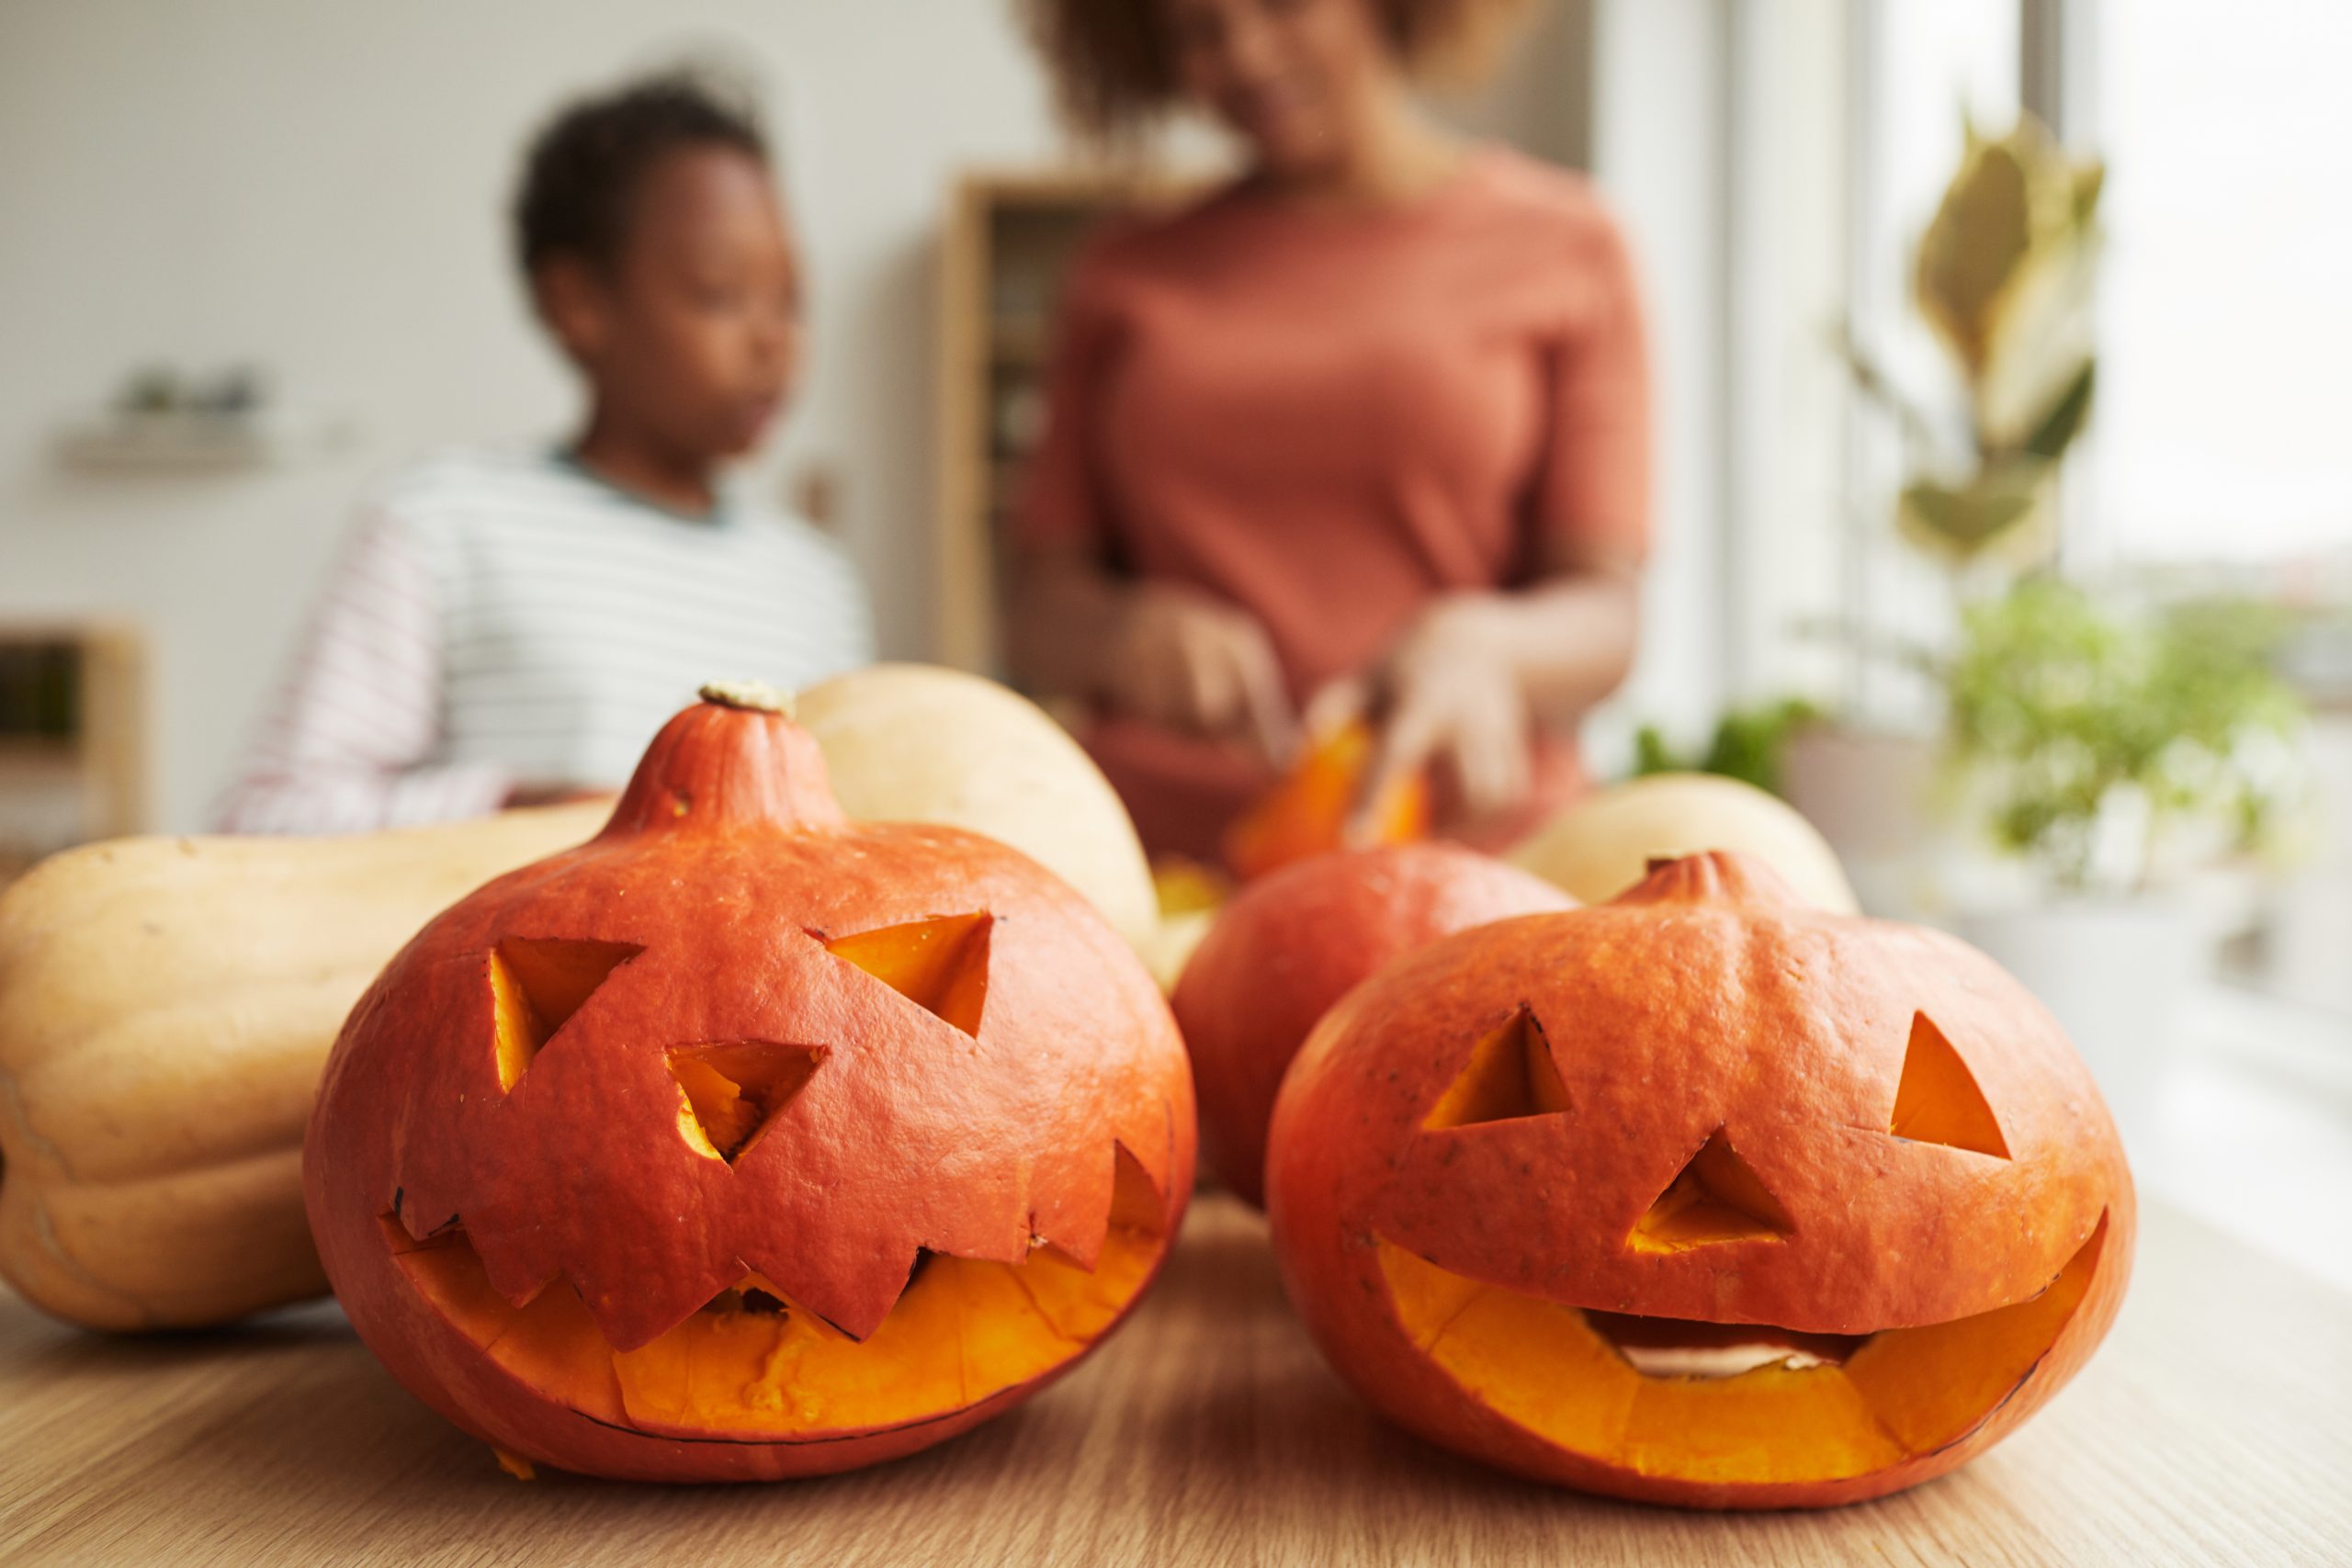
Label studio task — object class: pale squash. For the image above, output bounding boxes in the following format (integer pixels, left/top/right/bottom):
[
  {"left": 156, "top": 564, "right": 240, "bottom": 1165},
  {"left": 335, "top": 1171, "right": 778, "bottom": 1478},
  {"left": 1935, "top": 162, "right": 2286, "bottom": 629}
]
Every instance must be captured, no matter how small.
[
  {"left": 1508, "top": 773, "right": 1860, "bottom": 914},
  {"left": 0, "top": 803, "right": 608, "bottom": 1329}
]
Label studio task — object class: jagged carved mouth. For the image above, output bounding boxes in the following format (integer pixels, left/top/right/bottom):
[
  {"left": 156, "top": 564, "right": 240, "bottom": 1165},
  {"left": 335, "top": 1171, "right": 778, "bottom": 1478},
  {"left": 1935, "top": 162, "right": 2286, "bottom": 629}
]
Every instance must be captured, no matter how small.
[
  {"left": 1376, "top": 1214, "right": 2107, "bottom": 1485},
  {"left": 382, "top": 1150, "right": 1167, "bottom": 1445}
]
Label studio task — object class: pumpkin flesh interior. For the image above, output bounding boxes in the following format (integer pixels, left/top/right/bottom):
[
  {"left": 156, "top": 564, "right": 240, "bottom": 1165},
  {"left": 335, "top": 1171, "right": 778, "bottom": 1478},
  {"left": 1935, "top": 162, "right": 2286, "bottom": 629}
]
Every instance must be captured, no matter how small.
[
  {"left": 385, "top": 1151, "right": 1165, "bottom": 1441},
  {"left": 489, "top": 939, "right": 644, "bottom": 1092},
  {"left": 821, "top": 913, "right": 991, "bottom": 1038},
  {"left": 1376, "top": 1215, "right": 2105, "bottom": 1485}
]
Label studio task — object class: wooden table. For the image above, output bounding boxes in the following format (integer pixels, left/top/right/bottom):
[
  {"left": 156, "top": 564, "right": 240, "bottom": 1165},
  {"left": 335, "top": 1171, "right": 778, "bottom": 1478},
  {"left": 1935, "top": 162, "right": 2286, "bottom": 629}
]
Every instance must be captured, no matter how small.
[{"left": 4, "top": 1195, "right": 2346, "bottom": 1566}]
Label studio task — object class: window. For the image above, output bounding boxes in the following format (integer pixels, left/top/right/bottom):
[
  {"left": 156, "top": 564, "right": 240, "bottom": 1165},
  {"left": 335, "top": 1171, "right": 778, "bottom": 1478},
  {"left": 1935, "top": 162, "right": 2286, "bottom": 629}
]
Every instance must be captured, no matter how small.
[{"left": 2083, "top": 0, "right": 2352, "bottom": 562}]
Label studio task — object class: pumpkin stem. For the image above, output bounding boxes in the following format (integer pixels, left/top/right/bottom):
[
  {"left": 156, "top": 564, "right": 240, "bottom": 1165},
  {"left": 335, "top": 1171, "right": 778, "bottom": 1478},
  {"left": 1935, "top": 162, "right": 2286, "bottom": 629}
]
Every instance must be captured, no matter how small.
[
  {"left": 1616, "top": 851, "right": 1808, "bottom": 911},
  {"left": 599, "top": 688, "right": 844, "bottom": 838},
  {"left": 698, "top": 678, "right": 797, "bottom": 718}
]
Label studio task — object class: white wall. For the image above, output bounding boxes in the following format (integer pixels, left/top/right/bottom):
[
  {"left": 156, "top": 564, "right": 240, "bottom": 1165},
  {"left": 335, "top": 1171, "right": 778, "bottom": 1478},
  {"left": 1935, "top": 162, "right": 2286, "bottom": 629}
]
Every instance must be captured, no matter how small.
[
  {"left": 0, "top": 0, "right": 1073, "bottom": 830},
  {"left": 0, "top": 0, "right": 1643, "bottom": 831}
]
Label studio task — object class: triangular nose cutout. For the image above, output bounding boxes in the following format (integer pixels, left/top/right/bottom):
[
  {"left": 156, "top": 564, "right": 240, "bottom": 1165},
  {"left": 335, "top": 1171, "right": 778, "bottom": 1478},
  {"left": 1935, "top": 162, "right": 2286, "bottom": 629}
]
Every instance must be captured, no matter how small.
[
  {"left": 671, "top": 1042, "right": 826, "bottom": 1163},
  {"left": 488, "top": 938, "right": 643, "bottom": 1091},
  {"left": 823, "top": 913, "right": 991, "bottom": 1037},
  {"left": 1630, "top": 1128, "right": 1793, "bottom": 1253},
  {"left": 1423, "top": 1007, "right": 1570, "bottom": 1129},
  {"left": 1890, "top": 1013, "right": 2010, "bottom": 1158}
]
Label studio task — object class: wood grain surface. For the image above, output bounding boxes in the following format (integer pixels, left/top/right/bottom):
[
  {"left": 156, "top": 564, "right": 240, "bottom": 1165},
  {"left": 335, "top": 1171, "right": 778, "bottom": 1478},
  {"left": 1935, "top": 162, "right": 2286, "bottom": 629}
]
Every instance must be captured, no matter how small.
[{"left": 3, "top": 1193, "right": 2346, "bottom": 1567}]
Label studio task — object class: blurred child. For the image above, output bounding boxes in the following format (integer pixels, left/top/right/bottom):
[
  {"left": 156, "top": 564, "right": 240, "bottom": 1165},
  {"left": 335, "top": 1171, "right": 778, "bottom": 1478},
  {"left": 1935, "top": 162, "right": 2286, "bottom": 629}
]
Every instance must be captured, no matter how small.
[{"left": 220, "top": 71, "right": 871, "bottom": 832}]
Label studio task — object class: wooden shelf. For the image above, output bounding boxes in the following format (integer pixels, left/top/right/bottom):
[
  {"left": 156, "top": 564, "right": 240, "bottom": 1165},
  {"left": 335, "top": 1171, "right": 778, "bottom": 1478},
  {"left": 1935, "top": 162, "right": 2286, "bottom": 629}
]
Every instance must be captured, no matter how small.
[
  {"left": 934, "top": 167, "right": 1207, "bottom": 674},
  {"left": 0, "top": 738, "right": 81, "bottom": 780},
  {"left": 54, "top": 409, "right": 354, "bottom": 475},
  {"left": 0, "top": 623, "right": 147, "bottom": 873},
  {"left": 988, "top": 319, "right": 1053, "bottom": 367}
]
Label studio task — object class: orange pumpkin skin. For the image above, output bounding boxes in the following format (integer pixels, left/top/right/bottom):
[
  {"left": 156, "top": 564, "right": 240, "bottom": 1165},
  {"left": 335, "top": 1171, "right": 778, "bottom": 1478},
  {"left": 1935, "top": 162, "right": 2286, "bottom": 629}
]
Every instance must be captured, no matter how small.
[
  {"left": 1266, "top": 852, "right": 2132, "bottom": 1509},
  {"left": 305, "top": 693, "right": 1194, "bottom": 1482},
  {"left": 1172, "top": 845, "right": 1572, "bottom": 1206}
]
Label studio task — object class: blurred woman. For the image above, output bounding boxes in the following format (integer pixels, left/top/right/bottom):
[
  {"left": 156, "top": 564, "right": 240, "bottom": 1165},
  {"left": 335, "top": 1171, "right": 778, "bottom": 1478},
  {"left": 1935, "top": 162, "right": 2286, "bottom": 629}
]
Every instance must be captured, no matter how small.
[{"left": 1012, "top": 0, "right": 1648, "bottom": 860}]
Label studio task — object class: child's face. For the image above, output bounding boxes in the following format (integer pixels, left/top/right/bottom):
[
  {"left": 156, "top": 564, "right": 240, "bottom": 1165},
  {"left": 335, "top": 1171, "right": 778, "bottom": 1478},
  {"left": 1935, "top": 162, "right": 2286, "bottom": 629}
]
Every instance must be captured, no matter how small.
[{"left": 548, "top": 145, "right": 800, "bottom": 464}]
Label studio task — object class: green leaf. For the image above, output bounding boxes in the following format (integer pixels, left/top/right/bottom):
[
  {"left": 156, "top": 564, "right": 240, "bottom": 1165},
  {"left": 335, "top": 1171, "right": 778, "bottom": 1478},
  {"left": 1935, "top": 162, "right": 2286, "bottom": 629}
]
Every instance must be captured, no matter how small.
[
  {"left": 1916, "top": 141, "right": 2032, "bottom": 373},
  {"left": 1700, "top": 698, "right": 1823, "bottom": 796},
  {"left": 1898, "top": 468, "right": 2048, "bottom": 560},
  {"left": 2071, "top": 162, "right": 2106, "bottom": 225},
  {"left": 1633, "top": 725, "right": 1681, "bottom": 777},
  {"left": 2021, "top": 359, "right": 2097, "bottom": 459},
  {"left": 1630, "top": 701, "right": 1822, "bottom": 796}
]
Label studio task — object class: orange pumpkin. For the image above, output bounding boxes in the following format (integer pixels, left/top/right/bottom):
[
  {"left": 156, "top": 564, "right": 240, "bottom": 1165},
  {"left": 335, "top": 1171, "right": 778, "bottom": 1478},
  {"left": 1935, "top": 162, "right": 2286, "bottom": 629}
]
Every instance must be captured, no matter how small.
[
  {"left": 1266, "top": 852, "right": 2132, "bottom": 1508},
  {"left": 1172, "top": 845, "right": 1571, "bottom": 1206},
  {"left": 1222, "top": 721, "right": 1428, "bottom": 882},
  {"left": 304, "top": 684, "right": 1194, "bottom": 1482}
]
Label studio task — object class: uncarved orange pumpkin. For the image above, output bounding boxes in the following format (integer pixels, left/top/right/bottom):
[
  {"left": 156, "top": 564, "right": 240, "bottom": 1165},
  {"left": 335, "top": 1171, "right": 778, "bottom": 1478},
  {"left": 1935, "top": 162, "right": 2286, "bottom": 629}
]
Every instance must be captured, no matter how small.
[
  {"left": 304, "top": 684, "right": 1194, "bottom": 1482},
  {"left": 1266, "top": 852, "right": 2132, "bottom": 1508},
  {"left": 1172, "top": 844, "right": 1572, "bottom": 1206}
]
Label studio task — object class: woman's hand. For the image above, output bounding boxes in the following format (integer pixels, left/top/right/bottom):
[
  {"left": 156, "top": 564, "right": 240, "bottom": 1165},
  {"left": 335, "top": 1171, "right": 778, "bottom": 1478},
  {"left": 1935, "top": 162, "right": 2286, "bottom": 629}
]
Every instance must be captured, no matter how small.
[
  {"left": 1342, "top": 559, "right": 1642, "bottom": 835},
  {"left": 1109, "top": 582, "right": 1300, "bottom": 766},
  {"left": 1010, "top": 548, "right": 1299, "bottom": 767},
  {"left": 1343, "top": 594, "right": 1535, "bottom": 834}
]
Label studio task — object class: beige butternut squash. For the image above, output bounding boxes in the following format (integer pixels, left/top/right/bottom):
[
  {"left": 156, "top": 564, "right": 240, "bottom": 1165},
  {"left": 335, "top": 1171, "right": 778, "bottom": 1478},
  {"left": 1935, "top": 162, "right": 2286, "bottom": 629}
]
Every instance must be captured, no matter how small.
[{"left": 0, "top": 803, "right": 607, "bottom": 1329}]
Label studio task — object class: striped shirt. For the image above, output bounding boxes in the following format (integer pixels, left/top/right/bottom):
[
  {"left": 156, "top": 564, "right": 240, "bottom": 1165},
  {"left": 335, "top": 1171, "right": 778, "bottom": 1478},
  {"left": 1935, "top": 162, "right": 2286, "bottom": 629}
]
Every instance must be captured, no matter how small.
[{"left": 219, "top": 447, "right": 873, "bottom": 833}]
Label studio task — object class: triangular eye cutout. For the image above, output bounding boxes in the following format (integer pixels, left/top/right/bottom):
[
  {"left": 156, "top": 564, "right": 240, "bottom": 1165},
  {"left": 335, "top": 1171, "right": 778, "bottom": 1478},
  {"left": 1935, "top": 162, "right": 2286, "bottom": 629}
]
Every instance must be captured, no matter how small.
[
  {"left": 823, "top": 913, "right": 991, "bottom": 1038},
  {"left": 488, "top": 938, "right": 642, "bottom": 1091},
  {"left": 1422, "top": 1007, "right": 1570, "bottom": 1129},
  {"left": 670, "top": 1042, "right": 826, "bottom": 1163},
  {"left": 1630, "top": 1128, "right": 1794, "bottom": 1253},
  {"left": 1890, "top": 1013, "right": 2010, "bottom": 1159}
]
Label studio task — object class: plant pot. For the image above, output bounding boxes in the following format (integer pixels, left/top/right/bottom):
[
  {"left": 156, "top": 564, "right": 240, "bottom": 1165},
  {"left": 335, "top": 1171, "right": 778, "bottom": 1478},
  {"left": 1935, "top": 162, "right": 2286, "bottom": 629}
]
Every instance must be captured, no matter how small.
[
  {"left": 1958, "top": 898, "right": 2212, "bottom": 1151},
  {"left": 1781, "top": 725, "right": 1940, "bottom": 919}
]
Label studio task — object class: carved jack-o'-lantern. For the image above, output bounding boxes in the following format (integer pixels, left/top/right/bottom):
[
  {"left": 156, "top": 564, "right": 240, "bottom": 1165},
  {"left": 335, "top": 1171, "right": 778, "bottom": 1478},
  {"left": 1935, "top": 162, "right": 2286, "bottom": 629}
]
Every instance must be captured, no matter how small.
[
  {"left": 304, "top": 685, "right": 1194, "bottom": 1482},
  {"left": 1266, "top": 852, "right": 2132, "bottom": 1509}
]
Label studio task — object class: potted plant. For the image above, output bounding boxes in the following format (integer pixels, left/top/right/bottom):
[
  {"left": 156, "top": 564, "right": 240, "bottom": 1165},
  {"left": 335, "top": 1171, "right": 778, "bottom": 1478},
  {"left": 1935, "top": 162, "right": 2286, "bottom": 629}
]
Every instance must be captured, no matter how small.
[
  {"left": 1941, "top": 581, "right": 2303, "bottom": 1141},
  {"left": 1784, "top": 115, "right": 2108, "bottom": 911}
]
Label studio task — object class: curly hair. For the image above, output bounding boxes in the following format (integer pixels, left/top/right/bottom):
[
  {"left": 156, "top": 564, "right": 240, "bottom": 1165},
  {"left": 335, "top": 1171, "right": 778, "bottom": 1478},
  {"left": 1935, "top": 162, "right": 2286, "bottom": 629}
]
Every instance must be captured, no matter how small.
[
  {"left": 1018, "top": 0, "right": 1534, "bottom": 141},
  {"left": 514, "top": 69, "right": 768, "bottom": 275}
]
